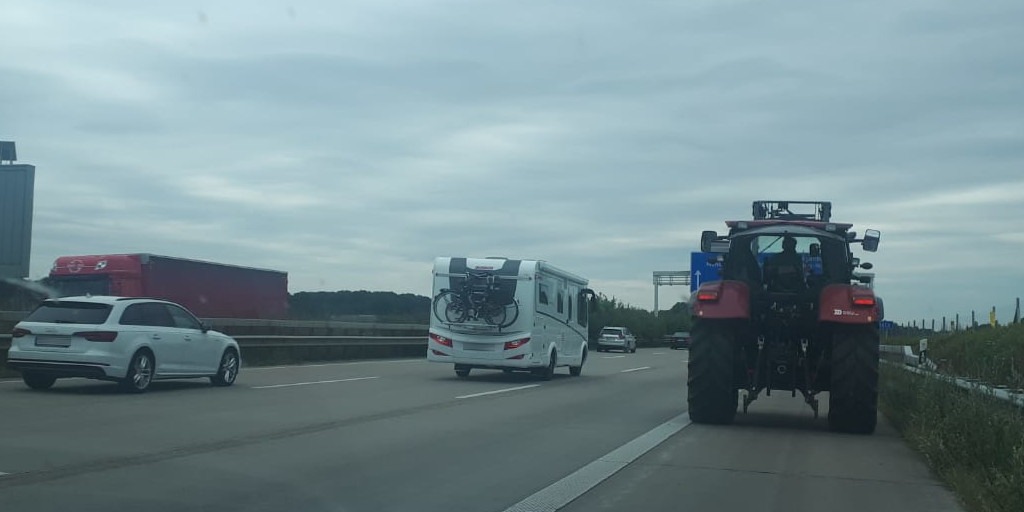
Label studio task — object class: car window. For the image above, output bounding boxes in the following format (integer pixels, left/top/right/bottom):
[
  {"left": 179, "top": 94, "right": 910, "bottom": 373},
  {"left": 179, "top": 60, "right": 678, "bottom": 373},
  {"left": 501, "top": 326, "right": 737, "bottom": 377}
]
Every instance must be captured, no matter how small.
[
  {"left": 119, "top": 303, "right": 175, "bottom": 327},
  {"left": 539, "top": 283, "right": 550, "bottom": 305},
  {"left": 166, "top": 304, "right": 202, "bottom": 330},
  {"left": 23, "top": 301, "right": 112, "bottom": 325}
]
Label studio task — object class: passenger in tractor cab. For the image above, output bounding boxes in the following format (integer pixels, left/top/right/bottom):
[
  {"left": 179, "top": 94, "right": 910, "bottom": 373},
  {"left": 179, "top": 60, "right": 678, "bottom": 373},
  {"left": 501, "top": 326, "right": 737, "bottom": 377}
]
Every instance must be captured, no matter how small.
[
  {"left": 805, "top": 243, "right": 825, "bottom": 289},
  {"left": 764, "top": 236, "right": 806, "bottom": 293}
]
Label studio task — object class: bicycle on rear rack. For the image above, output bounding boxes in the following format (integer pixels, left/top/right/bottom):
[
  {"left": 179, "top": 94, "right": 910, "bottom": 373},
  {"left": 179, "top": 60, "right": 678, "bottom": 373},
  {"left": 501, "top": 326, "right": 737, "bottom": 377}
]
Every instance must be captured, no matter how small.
[{"left": 432, "top": 272, "right": 519, "bottom": 329}]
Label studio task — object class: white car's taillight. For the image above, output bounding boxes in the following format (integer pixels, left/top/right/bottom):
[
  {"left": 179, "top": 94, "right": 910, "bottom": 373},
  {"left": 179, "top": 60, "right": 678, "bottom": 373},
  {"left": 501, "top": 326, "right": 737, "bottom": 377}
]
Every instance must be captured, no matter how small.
[{"left": 74, "top": 331, "right": 118, "bottom": 342}]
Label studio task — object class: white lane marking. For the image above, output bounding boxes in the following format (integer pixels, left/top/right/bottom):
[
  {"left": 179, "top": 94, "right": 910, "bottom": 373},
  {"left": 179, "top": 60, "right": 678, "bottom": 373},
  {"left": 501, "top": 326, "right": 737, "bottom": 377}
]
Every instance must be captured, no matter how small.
[
  {"left": 456, "top": 384, "right": 540, "bottom": 399},
  {"left": 0, "top": 472, "right": 10, "bottom": 476},
  {"left": 602, "top": 355, "right": 626, "bottom": 359},
  {"left": 652, "top": 352, "right": 665, "bottom": 355},
  {"left": 681, "top": 360, "right": 689, "bottom": 363},
  {"left": 0, "top": 380, "right": 21, "bottom": 385},
  {"left": 503, "top": 412, "right": 692, "bottom": 512},
  {"left": 620, "top": 366, "right": 651, "bottom": 373},
  {"left": 247, "top": 359, "right": 422, "bottom": 371},
  {"left": 252, "top": 376, "right": 379, "bottom": 389}
]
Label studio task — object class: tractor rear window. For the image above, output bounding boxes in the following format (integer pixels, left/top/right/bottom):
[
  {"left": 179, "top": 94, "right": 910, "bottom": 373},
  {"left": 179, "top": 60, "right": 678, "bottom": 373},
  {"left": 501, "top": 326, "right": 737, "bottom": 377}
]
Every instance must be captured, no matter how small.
[{"left": 23, "top": 301, "right": 113, "bottom": 325}]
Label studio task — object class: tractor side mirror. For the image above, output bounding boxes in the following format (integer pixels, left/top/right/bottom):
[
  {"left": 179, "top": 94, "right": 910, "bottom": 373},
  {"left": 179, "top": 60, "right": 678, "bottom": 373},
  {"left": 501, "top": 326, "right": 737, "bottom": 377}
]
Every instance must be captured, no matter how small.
[
  {"left": 701, "top": 230, "right": 730, "bottom": 253},
  {"left": 700, "top": 231, "right": 718, "bottom": 252},
  {"left": 862, "top": 229, "right": 880, "bottom": 252}
]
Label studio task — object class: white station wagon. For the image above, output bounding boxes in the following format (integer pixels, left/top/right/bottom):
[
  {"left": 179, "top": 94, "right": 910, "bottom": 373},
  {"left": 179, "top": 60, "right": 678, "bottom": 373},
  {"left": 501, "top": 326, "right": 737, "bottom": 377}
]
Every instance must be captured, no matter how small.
[{"left": 7, "top": 296, "right": 241, "bottom": 393}]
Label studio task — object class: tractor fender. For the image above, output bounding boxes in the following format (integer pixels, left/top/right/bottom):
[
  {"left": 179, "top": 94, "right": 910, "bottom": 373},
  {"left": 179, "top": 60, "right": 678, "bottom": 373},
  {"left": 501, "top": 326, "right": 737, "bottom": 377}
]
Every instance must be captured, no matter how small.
[
  {"left": 818, "top": 284, "right": 881, "bottom": 324},
  {"left": 691, "top": 281, "right": 751, "bottom": 320}
]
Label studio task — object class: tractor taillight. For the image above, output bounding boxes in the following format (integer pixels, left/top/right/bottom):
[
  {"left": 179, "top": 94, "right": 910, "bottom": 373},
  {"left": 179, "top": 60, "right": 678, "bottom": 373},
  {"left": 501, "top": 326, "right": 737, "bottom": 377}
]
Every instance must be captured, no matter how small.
[
  {"left": 851, "top": 293, "right": 875, "bottom": 307},
  {"left": 504, "top": 338, "right": 530, "bottom": 350},
  {"left": 697, "top": 289, "right": 720, "bottom": 302},
  {"left": 429, "top": 333, "right": 452, "bottom": 347}
]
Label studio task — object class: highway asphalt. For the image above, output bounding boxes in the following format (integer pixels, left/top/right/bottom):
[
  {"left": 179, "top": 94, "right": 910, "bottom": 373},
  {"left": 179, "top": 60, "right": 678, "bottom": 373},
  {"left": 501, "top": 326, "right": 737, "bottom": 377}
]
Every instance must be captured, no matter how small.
[{"left": 0, "top": 349, "right": 964, "bottom": 512}]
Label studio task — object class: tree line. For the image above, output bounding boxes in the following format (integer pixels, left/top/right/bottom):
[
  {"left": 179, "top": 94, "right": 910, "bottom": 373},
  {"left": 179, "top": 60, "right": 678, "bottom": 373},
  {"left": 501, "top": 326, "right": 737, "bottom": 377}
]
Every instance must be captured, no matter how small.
[
  {"left": 289, "top": 291, "right": 431, "bottom": 323},
  {"left": 588, "top": 293, "right": 692, "bottom": 345},
  {"left": 3, "top": 284, "right": 694, "bottom": 341}
]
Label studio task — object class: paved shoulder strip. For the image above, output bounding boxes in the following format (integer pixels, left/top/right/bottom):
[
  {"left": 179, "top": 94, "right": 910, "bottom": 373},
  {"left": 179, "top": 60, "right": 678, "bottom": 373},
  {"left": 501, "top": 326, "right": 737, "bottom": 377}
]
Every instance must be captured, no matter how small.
[{"left": 502, "top": 412, "right": 692, "bottom": 512}]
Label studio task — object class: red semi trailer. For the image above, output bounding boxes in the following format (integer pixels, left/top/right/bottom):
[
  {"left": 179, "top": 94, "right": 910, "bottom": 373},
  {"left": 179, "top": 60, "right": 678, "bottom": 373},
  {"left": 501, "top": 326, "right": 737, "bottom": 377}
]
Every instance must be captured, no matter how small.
[{"left": 46, "top": 254, "right": 288, "bottom": 319}]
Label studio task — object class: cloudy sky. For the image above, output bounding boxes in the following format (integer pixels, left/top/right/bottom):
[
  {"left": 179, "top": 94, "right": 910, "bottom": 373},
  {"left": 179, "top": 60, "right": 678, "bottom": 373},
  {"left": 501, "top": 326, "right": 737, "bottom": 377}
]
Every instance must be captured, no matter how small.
[{"left": 2, "top": 0, "right": 1022, "bottom": 324}]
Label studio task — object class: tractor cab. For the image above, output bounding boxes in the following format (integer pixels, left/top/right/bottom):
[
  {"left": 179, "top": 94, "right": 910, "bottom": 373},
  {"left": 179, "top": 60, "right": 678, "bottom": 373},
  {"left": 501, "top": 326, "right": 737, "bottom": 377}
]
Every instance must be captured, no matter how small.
[{"left": 701, "top": 201, "right": 879, "bottom": 300}]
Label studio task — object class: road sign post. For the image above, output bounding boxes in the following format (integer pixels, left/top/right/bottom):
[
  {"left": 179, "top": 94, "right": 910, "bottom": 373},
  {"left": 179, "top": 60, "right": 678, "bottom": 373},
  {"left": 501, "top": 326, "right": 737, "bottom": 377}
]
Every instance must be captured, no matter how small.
[{"left": 653, "top": 271, "right": 690, "bottom": 316}]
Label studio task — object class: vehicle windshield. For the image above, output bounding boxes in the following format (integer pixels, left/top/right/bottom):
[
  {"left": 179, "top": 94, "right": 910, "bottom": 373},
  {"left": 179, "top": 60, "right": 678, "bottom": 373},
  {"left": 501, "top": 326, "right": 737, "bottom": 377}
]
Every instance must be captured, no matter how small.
[{"left": 22, "top": 301, "right": 112, "bottom": 325}]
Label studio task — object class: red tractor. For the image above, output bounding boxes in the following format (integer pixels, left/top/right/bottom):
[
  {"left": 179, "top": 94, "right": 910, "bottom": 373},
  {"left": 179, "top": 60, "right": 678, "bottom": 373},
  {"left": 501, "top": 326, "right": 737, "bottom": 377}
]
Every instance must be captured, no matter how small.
[{"left": 689, "top": 201, "right": 883, "bottom": 434}]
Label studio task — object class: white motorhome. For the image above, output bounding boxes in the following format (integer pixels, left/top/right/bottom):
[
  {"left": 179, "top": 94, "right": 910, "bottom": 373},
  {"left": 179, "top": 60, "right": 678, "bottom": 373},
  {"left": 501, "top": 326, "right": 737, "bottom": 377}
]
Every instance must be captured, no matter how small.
[{"left": 427, "top": 257, "right": 594, "bottom": 379}]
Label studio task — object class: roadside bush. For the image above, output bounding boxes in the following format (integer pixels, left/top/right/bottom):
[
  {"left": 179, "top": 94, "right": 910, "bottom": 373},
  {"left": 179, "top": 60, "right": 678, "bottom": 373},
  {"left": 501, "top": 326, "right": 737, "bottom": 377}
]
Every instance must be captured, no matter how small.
[{"left": 880, "top": 364, "right": 1024, "bottom": 512}]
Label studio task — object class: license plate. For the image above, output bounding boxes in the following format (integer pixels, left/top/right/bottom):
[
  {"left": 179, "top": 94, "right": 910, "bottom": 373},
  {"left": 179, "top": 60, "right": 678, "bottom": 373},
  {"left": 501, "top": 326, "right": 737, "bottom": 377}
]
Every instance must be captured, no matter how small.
[
  {"left": 462, "top": 343, "right": 492, "bottom": 351},
  {"left": 35, "top": 335, "right": 72, "bottom": 347}
]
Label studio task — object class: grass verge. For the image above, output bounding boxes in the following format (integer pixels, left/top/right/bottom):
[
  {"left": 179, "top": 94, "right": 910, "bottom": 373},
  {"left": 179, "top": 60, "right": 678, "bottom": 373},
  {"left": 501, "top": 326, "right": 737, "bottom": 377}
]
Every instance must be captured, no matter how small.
[{"left": 880, "top": 364, "right": 1024, "bottom": 512}]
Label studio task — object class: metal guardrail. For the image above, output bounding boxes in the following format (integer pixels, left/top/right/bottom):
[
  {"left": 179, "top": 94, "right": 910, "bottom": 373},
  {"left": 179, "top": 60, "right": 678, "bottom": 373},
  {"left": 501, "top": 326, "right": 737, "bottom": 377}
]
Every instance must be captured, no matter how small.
[
  {"left": 205, "top": 318, "right": 429, "bottom": 331},
  {"left": 879, "top": 344, "right": 936, "bottom": 370},
  {"left": 880, "top": 343, "right": 1024, "bottom": 408},
  {"left": 0, "top": 333, "right": 425, "bottom": 351},
  {"left": 233, "top": 335, "right": 426, "bottom": 349}
]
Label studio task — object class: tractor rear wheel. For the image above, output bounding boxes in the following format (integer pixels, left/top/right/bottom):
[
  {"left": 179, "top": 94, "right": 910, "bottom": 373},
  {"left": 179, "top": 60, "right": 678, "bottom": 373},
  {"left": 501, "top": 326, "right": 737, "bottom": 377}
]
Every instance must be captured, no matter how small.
[
  {"left": 828, "top": 324, "right": 879, "bottom": 434},
  {"left": 687, "top": 319, "right": 738, "bottom": 424}
]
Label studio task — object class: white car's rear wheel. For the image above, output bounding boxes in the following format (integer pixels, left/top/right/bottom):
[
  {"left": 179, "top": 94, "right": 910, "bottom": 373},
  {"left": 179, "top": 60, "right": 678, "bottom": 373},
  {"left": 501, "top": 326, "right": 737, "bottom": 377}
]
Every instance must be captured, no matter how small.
[
  {"left": 22, "top": 372, "right": 57, "bottom": 390},
  {"left": 121, "top": 350, "right": 154, "bottom": 393},
  {"left": 211, "top": 349, "right": 239, "bottom": 387}
]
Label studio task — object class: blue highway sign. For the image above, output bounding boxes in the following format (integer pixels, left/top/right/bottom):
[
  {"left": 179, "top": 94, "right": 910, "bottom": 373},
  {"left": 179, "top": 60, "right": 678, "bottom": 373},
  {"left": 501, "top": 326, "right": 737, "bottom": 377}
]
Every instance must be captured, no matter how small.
[{"left": 690, "top": 252, "right": 722, "bottom": 292}]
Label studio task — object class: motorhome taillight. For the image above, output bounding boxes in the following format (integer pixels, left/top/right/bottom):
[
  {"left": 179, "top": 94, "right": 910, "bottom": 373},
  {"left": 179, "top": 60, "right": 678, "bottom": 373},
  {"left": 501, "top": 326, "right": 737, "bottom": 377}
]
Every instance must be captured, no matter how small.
[
  {"left": 429, "top": 333, "right": 452, "bottom": 347},
  {"left": 12, "top": 328, "right": 31, "bottom": 338},
  {"left": 504, "top": 338, "right": 530, "bottom": 350},
  {"left": 74, "top": 331, "right": 118, "bottom": 342}
]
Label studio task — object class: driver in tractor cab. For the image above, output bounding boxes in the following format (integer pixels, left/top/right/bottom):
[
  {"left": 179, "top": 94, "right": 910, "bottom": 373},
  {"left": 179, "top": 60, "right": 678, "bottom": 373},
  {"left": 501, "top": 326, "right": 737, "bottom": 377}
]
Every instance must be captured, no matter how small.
[{"left": 764, "top": 236, "right": 806, "bottom": 293}]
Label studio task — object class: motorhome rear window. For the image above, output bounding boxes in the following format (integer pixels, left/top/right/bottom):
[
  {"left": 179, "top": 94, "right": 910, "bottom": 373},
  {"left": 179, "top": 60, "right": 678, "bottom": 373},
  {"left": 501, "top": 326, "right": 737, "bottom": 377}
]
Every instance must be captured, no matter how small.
[{"left": 23, "top": 301, "right": 113, "bottom": 325}]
